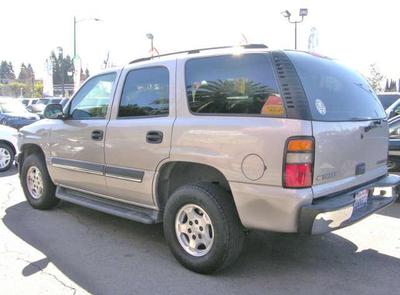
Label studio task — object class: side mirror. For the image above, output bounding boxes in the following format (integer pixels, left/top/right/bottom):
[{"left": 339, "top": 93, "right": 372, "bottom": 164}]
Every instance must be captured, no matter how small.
[{"left": 43, "top": 103, "right": 64, "bottom": 119}]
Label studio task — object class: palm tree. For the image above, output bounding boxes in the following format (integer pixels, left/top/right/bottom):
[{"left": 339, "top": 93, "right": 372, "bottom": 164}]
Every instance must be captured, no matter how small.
[{"left": 187, "top": 79, "right": 278, "bottom": 113}]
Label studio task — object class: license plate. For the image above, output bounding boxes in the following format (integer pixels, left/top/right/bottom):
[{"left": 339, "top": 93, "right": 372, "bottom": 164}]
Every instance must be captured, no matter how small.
[{"left": 354, "top": 189, "right": 369, "bottom": 209}]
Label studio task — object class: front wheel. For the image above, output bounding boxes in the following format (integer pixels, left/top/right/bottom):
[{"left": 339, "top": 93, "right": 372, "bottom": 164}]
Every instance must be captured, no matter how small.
[
  {"left": 0, "top": 143, "right": 14, "bottom": 172},
  {"left": 20, "top": 153, "right": 60, "bottom": 210},
  {"left": 163, "top": 183, "right": 244, "bottom": 273}
]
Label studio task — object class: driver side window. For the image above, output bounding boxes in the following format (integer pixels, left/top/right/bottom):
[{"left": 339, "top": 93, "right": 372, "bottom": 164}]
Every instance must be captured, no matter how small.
[{"left": 69, "top": 73, "right": 117, "bottom": 119}]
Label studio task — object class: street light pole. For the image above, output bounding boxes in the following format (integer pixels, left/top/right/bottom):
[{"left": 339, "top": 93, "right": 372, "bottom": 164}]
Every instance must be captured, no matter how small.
[
  {"left": 73, "top": 17, "right": 102, "bottom": 59},
  {"left": 73, "top": 16, "right": 77, "bottom": 58},
  {"left": 281, "top": 9, "right": 308, "bottom": 50},
  {"left": 72, "top": 17, "right": 102, "bottom": 94}
]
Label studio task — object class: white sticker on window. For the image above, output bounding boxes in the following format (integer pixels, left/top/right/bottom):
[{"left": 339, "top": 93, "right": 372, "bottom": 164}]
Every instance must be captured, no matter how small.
[{"left": 315, "top": 99, "right": 326, "bottom": 115}]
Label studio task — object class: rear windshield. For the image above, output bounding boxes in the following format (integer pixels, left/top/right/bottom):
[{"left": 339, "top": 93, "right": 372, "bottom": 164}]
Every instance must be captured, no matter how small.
[
  {"left": 185, "top": 54, "right": 281, "bottom": 116},
  {"left": 287, "top": 52, "right": 386, "bottom": 121}
]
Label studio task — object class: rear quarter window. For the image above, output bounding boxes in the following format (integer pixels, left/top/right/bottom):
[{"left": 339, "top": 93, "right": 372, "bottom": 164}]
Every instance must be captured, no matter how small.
[
  {"left": 185, "top": 54, "right": 283, "bottom": 116},
  {"left": 287, "top": 52, "right": 386, "bottom": 121}
]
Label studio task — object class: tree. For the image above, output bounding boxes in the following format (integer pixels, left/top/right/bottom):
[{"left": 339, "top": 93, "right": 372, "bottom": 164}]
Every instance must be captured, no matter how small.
[
  {"left": 18, "top": 63, "right": 29, "bottom": 81},
  {"left": 366, "top": 63, "right": 384, "bottom": 92},
  {"left": 385, "top": 79, "right": 398, "bottom": 92},
  {"left": 27, "top": 64, "right": 35, "bottom": 81},
  {"left": 34, "top": 80, "right": 43, "bottom": 97},
  {"left": 0, "top": 60, "right": 16, "bottom": 82},
  {"left": 50, "top": 48, "right": 74, "bottom": 85},
  {"left": 80, "top": 68, "right": 90, "bottom": 81}
]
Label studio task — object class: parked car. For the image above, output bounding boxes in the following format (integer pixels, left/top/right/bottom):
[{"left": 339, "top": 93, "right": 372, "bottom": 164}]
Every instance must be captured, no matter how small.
[
  {"left": 377, "top": 92, "right": 400, "bottom": 110},
  {"left": 388, "top": 115, "right": 400, "bottom": 171},
  {"left": 0, "top": 124, "right": 18, "bottom": 172},
  {"left": 17, "top": 45, "right": 400, "bottom": 273},
  {"left": 384, "top": 97, "right": 400, "bottom": 119},
  {"left": 20, "top": 98, "right": 38, "bottom": 107},
  {"left": 60, "top": 98, "right": 70, "bottom": 108},
  {"left": 27, "top": 97, "right": 63, "bottom": 116},
  {"left": 0, "top": 98, "right": 40, "bottom": 129}
]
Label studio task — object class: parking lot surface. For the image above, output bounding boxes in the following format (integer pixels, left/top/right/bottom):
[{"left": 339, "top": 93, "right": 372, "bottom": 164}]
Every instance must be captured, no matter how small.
[{"left": 0, "top": 167, "right": 399, "bottom": 295}]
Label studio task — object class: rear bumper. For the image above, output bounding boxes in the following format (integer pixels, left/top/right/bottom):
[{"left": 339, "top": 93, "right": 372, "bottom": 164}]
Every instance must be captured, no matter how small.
[{"left": 299, "top": 174, "right": 400, "bottom": 234}]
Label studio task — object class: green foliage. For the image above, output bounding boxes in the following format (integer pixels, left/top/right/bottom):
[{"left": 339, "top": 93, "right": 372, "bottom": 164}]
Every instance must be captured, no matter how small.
[
  {"left": 0, "top": 80, "right": 42, "bottom": 98},
  {"left": 34, "top": 81, "right": 43, "bottom": 98}
]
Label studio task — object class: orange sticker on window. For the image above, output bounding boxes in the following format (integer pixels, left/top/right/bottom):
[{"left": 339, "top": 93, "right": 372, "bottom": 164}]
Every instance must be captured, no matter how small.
[{"left": 261, "top": 95, "right": 286, "bottom": 116}]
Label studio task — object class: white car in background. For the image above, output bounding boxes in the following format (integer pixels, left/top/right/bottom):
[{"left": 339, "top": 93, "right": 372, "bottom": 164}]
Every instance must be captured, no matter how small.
[{"left": 0, "top": 125, "right": 18, "bottom": 172}]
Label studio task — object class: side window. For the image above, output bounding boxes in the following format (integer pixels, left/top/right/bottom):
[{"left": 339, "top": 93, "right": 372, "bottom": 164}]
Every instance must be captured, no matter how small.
[
  {"left": 118, "top": 67, "right": 169, "bottom": 117},
  {"left": 389, "top": 119, "right": 400, "bottom": 137},
  {"left": 69, "top": 73, "right": 117, "bottom": 119},
  {"left": 394, "top": 105, "right": 400, "bottom": 117},
  {"left": 185, "top": 54, "right": 282, "bottom": 116}
]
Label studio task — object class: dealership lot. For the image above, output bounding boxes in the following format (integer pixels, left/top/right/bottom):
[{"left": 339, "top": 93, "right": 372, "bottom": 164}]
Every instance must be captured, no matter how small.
[{"left": 0, "top": 166, "right": 399, "bottom": 295}]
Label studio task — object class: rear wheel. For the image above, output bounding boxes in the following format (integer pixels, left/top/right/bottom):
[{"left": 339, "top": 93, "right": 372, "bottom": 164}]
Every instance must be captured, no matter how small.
[
  {"left": 0, "top": 143, "right": 14, "bottom": 172},
  {"left": 163, "top": 183, "right": 244, "bottom": 273},
  {"left": 20, "top": 153, "right": 60, "bottom": 209}
]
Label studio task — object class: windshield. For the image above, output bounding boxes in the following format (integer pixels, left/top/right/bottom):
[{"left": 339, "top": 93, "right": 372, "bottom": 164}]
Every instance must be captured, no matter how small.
[
  {"left": 0, "top": 102, "right": 28, "bottom": 113},
  {"left": 287, "top": 51, "right": 386, "bottom": 121},
  {"left": 37, "top": 99, "right": 50, "bottom": 104}
]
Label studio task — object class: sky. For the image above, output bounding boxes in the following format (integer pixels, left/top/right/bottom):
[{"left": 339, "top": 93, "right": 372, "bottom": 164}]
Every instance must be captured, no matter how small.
[{"left": 1, "top": 0, "right": 399, "bottom": 80}]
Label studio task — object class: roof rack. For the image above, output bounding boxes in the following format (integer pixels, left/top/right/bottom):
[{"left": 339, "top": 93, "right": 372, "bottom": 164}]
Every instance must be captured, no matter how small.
[{"left": 129, "top": 44, "right": 268, "bottom": 64}]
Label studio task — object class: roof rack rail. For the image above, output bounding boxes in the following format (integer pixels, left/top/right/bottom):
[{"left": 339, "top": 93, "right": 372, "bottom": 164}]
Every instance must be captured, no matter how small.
[{"left": 129, "top": 44, "right": 268, "bottom": 64}]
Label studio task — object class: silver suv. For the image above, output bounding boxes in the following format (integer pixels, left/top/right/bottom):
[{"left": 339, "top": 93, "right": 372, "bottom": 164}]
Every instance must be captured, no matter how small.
[{"left": 17, "top": 45, "right": 400, "bottom": 273}]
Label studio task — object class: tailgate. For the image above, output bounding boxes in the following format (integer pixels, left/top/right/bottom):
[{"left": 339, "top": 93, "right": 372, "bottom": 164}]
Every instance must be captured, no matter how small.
[{"left": 312, "top": 120, "right": 388, "bottom": 198}]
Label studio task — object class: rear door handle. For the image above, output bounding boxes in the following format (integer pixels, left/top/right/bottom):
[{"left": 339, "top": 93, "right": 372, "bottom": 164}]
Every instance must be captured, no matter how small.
[
  {"left": 146, "top": 131, "right": 163, "bottom": 144},
  {"left": 91, "top": 130, "right": 104, "bottom": 141}
]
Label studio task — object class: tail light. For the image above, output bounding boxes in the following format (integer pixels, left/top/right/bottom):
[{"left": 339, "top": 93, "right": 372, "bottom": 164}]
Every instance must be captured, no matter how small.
[{"left": 284, "top": 137, "right": 314, "bottom": 188}]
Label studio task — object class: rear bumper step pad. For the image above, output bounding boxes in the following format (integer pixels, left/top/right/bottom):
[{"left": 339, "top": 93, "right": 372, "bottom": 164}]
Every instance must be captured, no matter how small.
[{"left": 299, "top": 174, "right": 400, "bottom": 234}]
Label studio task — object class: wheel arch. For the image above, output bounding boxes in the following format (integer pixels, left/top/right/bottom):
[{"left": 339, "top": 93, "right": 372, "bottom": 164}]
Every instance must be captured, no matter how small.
[
  {"left": 155, "top": 161, "right": 234, "bottom": 211},
  {"left": 18, "top": 143, "right": 46, "bottom": 172},
  {"left": 0, "top": 140, "right": 16, "bottom": 155}
]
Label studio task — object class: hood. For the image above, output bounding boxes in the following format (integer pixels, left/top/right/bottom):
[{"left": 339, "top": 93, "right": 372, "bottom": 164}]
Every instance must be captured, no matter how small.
[
  {"left": 2, "top": 112, "right": 40, "bottom": 120},
  {"left": 30, "top": 104, "right": 46, "bottom": 112}
]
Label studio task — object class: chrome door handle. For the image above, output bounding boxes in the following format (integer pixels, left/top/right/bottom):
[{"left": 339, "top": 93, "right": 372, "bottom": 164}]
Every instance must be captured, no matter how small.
[
  {"left": 91, "top": 130, "right": 104, "bottom": 141},
  {"left": 146, "top": 131, "right": 163, "bottom": 144}
]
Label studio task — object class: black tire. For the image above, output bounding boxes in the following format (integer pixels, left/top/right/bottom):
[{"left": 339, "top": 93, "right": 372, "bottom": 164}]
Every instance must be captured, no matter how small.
[
  {"left": 20, "top": 153, "right": 60, "bottom": 210},
  {"left": 0, "top": 142, "right": 15, "bottom": 172},
  {"left": 163, "top": 183, "right": 244, "bottom": 274}
]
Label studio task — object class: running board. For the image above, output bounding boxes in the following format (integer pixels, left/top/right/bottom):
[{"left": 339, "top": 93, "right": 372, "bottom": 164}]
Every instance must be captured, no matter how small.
[{"left": 56, "top": 186, "right": 162, "bottom": 224}]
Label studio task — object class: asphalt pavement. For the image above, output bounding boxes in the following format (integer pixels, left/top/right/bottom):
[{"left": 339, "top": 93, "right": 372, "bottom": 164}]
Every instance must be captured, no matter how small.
[{"left": 1, "top": 166, "right": 399, "bottom": 295}]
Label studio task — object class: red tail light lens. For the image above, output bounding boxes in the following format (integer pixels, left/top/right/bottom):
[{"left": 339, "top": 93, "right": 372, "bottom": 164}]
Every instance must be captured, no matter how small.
[
  {"left": 285, "top": 163, "right": 313, "bottom": 187},
  {"left": 284, "top": 137, "right": 314, "bottom": 188}
]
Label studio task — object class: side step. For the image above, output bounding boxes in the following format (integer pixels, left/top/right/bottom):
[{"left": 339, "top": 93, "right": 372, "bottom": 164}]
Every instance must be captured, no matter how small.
[{"left": 56, "top": 186, "right": 162, "bottom": 224}]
